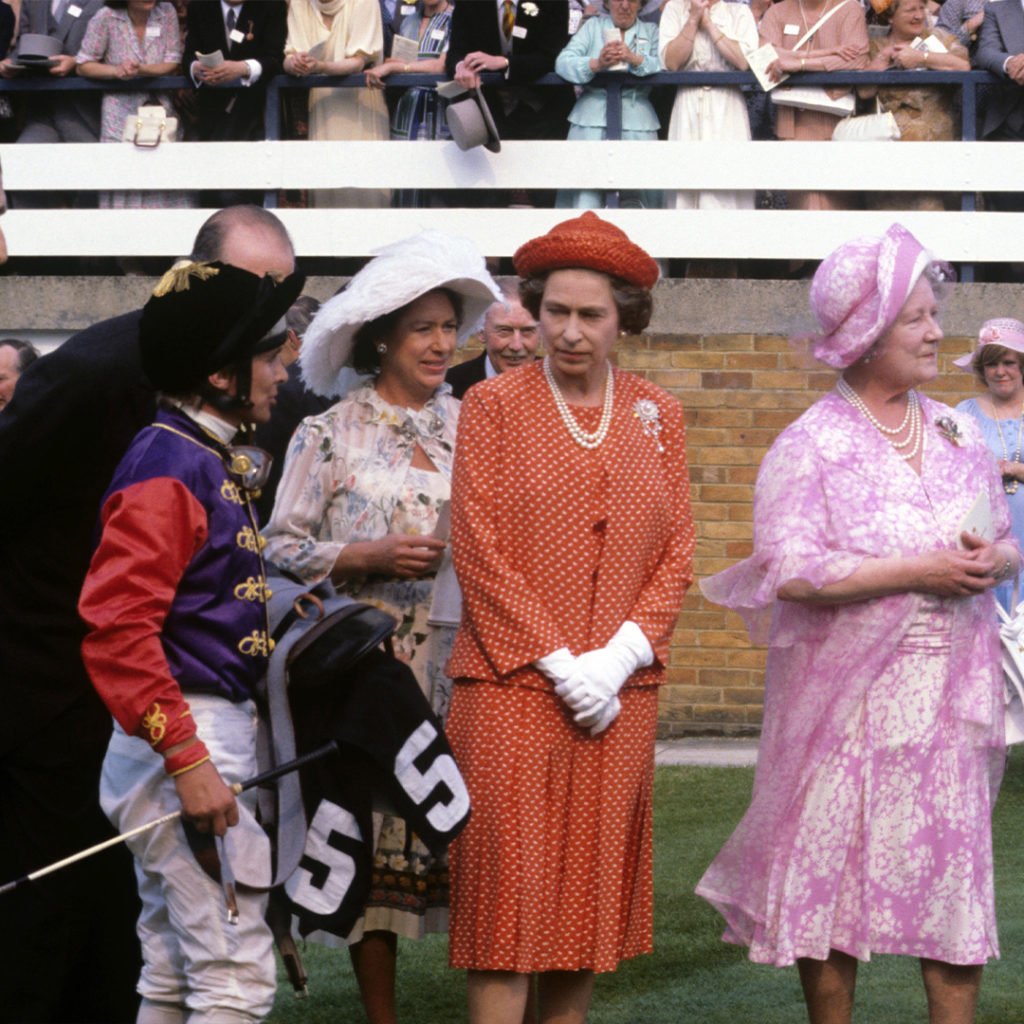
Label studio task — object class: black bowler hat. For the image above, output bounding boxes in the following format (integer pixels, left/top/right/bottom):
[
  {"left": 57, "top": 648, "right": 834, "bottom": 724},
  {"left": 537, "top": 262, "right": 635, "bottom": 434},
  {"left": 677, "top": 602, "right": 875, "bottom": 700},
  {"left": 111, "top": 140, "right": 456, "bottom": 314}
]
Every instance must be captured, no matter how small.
[{"left": 140, "top": 260, "right": 305, "bottom": 392}]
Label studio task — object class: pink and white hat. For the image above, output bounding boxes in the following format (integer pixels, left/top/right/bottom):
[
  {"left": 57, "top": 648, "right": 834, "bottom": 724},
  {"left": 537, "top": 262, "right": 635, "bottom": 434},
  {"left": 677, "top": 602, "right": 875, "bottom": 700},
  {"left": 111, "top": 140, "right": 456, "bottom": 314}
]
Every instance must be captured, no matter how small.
[
  {"left": 808, "top": 223, "right": 947, "bottom": 370},
  {"left": 953, "top": 317, "right": 1024, "bottom": 369}
]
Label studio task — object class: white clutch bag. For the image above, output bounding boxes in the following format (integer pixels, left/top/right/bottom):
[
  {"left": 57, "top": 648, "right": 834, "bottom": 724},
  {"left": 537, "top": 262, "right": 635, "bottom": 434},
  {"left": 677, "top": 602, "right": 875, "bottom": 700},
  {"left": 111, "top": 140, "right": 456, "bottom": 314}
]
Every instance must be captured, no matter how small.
[{"left": 772, "top": 86, "right": 855, "bottom": 117}]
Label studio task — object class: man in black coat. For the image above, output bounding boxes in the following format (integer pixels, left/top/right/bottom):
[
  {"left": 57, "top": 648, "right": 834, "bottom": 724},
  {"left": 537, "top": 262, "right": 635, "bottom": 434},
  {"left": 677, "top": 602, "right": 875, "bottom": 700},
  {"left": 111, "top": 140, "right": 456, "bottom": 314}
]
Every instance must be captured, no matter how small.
[
  {"left": 973, "top": 2, "right": 1024, "bottom": 264},
  {"left": 446, "top": 0, "right": 573, "bottom": 147},
  {"left": 446, "top": 281, "right": 540, "bottom": 399},
  {"left": 185, "top": 0, "right": 288, "bottom": 204},
  {"left": 0, "top": 205, "right": 295, "bottom": 1023}
]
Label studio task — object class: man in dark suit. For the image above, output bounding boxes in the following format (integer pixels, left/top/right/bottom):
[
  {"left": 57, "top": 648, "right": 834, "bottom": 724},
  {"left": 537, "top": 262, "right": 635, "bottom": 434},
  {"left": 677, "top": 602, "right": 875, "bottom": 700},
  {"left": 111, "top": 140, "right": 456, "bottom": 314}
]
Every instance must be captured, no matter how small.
[
  {"left": 186, "top": 0, "right": 287, "bottom": 204},
  {"left": 446, "top": 281, "right": 540, "bottom": 399},
  {"left": 975, "top": 2, "right": 1024, "bottom": 238},
  {"left": 0, "top": 205, "right": 295, "bottom": 1023},
  {"left": 446, "top": 0, "right": 573, "bottom": 148},
  {"left": 0, "top": 0, "right": 104, "bottom": 205}
]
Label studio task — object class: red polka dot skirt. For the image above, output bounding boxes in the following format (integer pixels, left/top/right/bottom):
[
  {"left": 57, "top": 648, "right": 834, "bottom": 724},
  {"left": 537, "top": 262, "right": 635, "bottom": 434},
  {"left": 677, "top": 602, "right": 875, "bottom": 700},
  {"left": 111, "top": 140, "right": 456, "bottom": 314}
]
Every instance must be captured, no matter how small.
[{"left": 447, "top": 680, "right": 658, "bottom": 974}]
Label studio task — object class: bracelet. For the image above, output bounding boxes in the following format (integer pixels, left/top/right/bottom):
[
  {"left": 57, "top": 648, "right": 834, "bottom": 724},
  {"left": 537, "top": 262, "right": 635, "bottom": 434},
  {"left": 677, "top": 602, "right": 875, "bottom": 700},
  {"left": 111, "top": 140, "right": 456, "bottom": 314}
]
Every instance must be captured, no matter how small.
[{"left": 164, "top": 738, "right": 212, "bottom": 778}]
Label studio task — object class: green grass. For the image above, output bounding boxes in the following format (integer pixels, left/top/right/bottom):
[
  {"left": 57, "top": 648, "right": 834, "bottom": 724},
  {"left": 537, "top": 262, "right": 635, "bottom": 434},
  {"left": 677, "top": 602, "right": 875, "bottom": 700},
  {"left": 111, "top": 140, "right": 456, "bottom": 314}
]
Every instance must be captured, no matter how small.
[{"left": 268, "top": 748, "right": 1024, "bottom": 1024}]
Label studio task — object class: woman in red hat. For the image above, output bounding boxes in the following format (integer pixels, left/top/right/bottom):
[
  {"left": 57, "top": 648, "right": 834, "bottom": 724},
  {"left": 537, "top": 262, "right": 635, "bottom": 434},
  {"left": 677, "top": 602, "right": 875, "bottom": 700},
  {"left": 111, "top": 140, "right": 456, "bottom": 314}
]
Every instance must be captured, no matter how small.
[{"left": 446, "top": 211, "right": 696, "bottom": 1024}]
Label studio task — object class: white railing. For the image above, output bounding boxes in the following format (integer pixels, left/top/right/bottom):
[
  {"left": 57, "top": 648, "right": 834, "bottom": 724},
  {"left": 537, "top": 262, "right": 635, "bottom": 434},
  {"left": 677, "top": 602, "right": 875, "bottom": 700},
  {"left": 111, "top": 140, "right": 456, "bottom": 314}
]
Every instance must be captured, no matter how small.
[{"left": 4, "top": 139, "right": 1024, "bottom": 269}]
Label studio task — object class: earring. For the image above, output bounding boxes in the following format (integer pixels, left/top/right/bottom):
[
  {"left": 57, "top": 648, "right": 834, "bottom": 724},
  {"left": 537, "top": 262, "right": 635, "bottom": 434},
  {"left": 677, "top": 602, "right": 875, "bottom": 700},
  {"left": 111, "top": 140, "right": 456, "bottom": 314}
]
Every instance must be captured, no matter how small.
[{"left": 376, "top": 342, "right": 387, "bottom": 355}]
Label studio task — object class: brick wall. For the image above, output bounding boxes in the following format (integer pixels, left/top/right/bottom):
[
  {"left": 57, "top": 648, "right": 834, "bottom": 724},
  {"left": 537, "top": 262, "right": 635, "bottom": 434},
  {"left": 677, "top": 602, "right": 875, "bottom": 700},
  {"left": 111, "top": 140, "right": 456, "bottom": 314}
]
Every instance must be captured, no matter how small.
[{"left": 9, "top": 273, "right": 1010, "bottom": 737}]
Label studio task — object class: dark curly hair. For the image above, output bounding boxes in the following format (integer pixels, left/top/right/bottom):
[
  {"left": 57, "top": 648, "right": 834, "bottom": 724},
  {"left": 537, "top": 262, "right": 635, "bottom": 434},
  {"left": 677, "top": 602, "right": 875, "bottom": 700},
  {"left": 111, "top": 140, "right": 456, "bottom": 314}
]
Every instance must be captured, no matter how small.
[
  {"left": 518, "top": 271, "right": 652, "bottom": 335},
  {"left": 351, "top": 288, "right": 465, "bottom": 375}
]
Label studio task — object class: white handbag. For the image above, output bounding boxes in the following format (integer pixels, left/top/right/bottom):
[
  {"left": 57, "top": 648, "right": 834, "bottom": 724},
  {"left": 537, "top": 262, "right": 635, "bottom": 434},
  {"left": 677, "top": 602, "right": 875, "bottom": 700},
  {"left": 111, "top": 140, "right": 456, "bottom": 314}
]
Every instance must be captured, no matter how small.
[
  {"left": 121, "top": 104, "right": 179, "bottom": 147},
  {"left": 996, "top": 584, "right": 1024, "bottom": 745},
  {"left": 832, "top": 100, "right": 902, "bottom": 141}
]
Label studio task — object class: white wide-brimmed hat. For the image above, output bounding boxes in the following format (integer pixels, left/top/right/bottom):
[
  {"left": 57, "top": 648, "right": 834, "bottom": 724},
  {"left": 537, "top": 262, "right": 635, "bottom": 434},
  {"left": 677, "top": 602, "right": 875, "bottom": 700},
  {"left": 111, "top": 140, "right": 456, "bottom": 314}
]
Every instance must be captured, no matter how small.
[{"left": 301, "top": 230, "right": 502, "bottom": 398}]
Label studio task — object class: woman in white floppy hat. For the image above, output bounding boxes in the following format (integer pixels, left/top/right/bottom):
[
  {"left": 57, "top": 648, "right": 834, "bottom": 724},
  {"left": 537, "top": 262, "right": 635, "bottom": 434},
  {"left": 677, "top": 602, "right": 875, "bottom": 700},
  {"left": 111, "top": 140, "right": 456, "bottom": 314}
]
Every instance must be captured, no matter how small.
[
  {"left": 955, "top": 317, "right": 1024, "bottom": 610},
  {"left": 263, "top": 230, "right": 500, "bottom": 1023}
]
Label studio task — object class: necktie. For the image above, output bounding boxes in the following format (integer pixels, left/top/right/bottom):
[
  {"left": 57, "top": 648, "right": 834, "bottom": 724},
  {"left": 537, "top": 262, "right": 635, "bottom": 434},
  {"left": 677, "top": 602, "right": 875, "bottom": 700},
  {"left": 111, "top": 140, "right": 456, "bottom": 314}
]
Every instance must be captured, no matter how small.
[
  {"left": 226, "top": 8, "right": 237, "bottom": 36},
  {"left": 501, "top": 0, "right": 515, "bottom": 42}
]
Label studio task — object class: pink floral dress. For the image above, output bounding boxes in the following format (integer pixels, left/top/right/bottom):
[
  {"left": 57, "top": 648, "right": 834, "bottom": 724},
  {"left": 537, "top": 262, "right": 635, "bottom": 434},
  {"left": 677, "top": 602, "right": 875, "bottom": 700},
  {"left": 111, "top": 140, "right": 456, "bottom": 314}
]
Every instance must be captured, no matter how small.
[
  {"left": 77, "top": 2, "right": 192, "bottom": 209},
  {"left": 699, "top": 391, "right": 1011, "bottom": 967}
]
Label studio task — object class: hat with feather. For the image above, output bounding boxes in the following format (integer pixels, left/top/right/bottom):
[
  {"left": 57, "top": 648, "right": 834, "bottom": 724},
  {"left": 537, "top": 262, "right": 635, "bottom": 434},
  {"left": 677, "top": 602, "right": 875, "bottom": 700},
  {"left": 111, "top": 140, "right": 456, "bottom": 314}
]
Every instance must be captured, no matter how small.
[
  {"left": 140, "top": 260, "right": 305, "bottom": 394},
  {"left": 301, "top": 230, "right": 502, "bottom": 399}
]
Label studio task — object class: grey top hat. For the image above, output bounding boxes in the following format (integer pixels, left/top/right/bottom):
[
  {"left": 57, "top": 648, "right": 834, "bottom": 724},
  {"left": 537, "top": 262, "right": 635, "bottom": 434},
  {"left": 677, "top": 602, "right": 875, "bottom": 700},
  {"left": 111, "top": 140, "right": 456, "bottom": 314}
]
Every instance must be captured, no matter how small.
[
  {"left": 13, "top": 33, "right": 62, "bottom": 66},
  {"left": 437, "top": 80, "right": 501, "bottom": 154}
]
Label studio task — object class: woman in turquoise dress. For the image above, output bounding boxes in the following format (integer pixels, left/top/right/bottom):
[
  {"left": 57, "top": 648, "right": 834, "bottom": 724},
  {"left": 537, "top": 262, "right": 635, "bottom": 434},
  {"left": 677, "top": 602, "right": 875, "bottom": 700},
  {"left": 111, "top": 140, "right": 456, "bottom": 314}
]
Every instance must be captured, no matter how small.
[
  {"left": 264, "top": 229, "right": 499, "bottom": 1024},
  {"left": 554, "top": 0, "right": 661, "bottom": 210},
  {"left": 956, "top": 317, "right": 1024, "bottom": 611}
]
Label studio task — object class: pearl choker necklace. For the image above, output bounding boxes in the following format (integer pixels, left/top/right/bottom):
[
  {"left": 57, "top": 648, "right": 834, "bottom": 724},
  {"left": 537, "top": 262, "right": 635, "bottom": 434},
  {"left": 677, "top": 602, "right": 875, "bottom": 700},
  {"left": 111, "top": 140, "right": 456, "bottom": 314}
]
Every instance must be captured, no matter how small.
[
  {"left": 837, "top": 378, "right": 923, "bottom": 462},
  {"left": 543, "top": 356, "right": 614, "bottom": 450}
]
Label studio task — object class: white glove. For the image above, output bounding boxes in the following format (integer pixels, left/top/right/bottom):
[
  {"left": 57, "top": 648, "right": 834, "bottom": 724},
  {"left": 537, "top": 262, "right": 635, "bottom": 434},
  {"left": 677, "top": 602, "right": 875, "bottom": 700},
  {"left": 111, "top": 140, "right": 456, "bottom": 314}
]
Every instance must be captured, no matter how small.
[
  {"left": 535, "top": 647, "right": 580, "bottom": 689},
  {"left": 535, "top": 647, "right": 588, "bottom": 704},
  {"left": 577, "top": 694, "right": 621, "bottom": 736},
  {"left": 565, "top": 621, "right": 655, "bottom": 723}
]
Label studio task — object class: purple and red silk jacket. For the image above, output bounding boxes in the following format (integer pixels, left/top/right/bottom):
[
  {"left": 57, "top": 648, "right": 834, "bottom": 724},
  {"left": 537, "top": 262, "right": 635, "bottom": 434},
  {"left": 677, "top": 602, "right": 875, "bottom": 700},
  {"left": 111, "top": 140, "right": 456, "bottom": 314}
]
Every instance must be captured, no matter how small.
[{"left": 80, "top": 407, "right": 272, "bottom": 755}]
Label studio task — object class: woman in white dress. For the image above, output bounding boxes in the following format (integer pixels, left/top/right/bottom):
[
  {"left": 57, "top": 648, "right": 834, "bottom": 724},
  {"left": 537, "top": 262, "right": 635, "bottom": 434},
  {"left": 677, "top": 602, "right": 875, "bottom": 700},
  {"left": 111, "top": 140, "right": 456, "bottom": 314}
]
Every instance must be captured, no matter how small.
[
  {"left": 283, "top": 0, "right": 390, "bottom": 208},
  {"left": 659, "top": 0, "right": 757, "bottom": 210}
]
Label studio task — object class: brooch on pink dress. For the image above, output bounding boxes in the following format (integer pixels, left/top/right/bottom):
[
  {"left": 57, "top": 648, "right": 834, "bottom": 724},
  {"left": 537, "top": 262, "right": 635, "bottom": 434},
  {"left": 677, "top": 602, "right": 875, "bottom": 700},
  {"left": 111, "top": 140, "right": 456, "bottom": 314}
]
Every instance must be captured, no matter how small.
[
  {"left": 633, "top": 399, "right": 664, "bottom": 452},
  {"left": 935, "top": 415, "right": 964, "bottom": 447}
]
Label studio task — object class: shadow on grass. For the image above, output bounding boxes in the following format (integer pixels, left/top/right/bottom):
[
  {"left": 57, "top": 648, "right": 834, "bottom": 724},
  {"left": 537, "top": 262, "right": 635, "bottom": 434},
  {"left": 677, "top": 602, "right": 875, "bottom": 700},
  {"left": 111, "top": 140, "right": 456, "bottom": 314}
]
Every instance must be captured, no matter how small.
[{"left": 269, "top": 749, "right": 1024, "bottom": 1024}]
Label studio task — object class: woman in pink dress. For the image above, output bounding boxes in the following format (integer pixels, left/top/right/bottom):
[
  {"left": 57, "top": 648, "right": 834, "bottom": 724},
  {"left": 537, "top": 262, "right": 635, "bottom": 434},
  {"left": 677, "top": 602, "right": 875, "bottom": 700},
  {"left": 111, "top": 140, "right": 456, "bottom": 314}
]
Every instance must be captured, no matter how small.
[
  {"left": 77, "top": 0, "right": 191, "bottom": 209},
  {"left": 698, "top": 223, "right": 1017, "bottom": 1024}
]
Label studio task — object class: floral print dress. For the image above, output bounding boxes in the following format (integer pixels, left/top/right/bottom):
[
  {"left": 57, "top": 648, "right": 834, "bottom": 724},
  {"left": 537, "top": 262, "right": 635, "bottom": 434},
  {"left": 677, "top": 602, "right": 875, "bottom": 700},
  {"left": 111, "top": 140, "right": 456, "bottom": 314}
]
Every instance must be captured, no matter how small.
[
  {"left": 76, "top": 2, "right": 193, "bottom": 210},
  {"left": 264, "top": 381, "right": 458, "bottom": 938},
  {"left": 698, "top": 392, "right": 1012, "bottom": 967}
]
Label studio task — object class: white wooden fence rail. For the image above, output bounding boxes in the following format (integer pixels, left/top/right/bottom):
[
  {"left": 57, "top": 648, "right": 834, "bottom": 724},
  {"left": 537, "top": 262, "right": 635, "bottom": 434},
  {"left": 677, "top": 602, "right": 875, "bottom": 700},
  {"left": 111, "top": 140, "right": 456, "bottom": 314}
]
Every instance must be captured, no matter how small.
[{"left": 3, "top": 139, "right": 1024, "bottom": 261}]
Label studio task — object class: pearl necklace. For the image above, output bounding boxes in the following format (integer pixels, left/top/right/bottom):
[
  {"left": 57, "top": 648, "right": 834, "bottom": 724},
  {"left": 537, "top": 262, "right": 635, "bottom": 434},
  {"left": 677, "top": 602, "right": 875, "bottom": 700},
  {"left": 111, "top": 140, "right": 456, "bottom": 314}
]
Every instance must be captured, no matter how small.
[
  {"left": 991, "top": 398, "right": 1024, "bottom": 495},
  {"left": 837, "top": 378, "right": 923, "bottom": 462},
  {"left": 543, "top": 356, "right": 614, "bottom": 450}
]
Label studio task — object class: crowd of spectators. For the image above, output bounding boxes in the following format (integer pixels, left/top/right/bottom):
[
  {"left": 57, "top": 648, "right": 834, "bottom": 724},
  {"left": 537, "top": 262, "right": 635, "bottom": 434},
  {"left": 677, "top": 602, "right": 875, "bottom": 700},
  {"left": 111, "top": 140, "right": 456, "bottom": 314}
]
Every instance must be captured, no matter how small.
[{"left": 0, "top": 0, "right": 1014, "bottom": 218}]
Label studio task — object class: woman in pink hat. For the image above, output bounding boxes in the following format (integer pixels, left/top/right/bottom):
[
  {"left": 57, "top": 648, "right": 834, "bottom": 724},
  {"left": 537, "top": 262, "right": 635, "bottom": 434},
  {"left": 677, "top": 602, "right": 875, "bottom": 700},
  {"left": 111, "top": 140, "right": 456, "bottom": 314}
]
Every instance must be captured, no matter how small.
[
  {"left": 955, "top": 318, "right": 1024, "bottom": 611},
  {"left": 698, "top": 223, "right": 1017, "bottom": 1024}
]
